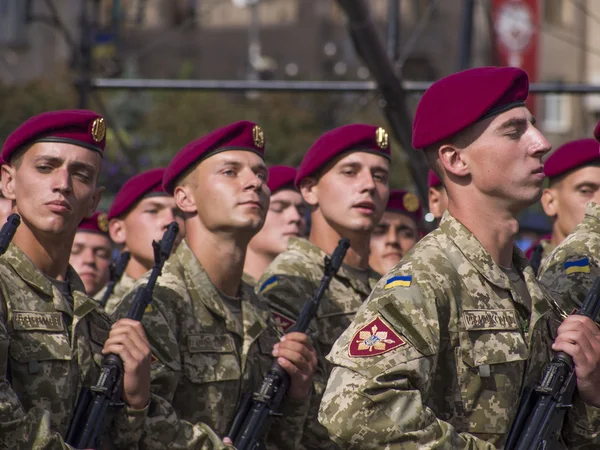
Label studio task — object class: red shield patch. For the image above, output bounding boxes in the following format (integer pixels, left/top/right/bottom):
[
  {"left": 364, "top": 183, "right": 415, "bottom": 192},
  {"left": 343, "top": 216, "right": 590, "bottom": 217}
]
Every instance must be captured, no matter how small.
[
  {"left": 348, "top": 317, "right": 406, "bottom": 357},
  {"left": 272, "top": 311, "right": 296, "bottom": 333}
]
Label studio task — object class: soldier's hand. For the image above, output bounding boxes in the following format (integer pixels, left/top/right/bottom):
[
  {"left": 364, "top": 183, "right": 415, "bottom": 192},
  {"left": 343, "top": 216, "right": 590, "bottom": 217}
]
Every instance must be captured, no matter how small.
[
  {"left": 101, "top": 318, "right": 152, "bottom": 410},
  {"left": 272, "top": 331, "right": 317, "bottom": 400},
  {"left": 552, "top": 315, "right": 600, "bottom": 407}
]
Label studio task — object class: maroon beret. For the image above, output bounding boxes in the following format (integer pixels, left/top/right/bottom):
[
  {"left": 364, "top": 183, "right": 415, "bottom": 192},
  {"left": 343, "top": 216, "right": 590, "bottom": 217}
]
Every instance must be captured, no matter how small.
[
  {"left": 295, "top": 124, "right": 391, "bottom": 187},
  {"left": 1, "top": 109, "right": 106, "bottom": 163},
  {"left": 544, "top": 139, "right": 600, "bottom": 179},
  {"left": 427, "top": 170, "right": 442, "bottom": 188},
  {"left": 412, "top": 67, "right": 529, "bottom": 149},
  {"left": 267, "top": 166, "right": 297, "bottom": 193},
  {"left": 386, "top": 189, "right": 422, "bottom": 222},
  {"left": 78, "top": 211, "right": 110, "bottom": 235},
  {"left": 163, "top": 121, "right": 266, "bottom": 195},
  {"left": 108, "top": 168, "right": 166, "bottom": 220}
]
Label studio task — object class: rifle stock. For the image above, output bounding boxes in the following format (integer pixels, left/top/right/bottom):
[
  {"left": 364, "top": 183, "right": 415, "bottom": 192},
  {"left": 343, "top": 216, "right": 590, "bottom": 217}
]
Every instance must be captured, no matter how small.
[
  {"left": 505, "top": 276, "right": 600, "bottom": 450},
  {"left": 0, "top": 213, "right": 20, "bottom": 255},
  {"left": 228, "top": 238, "right": 350, "bottom": 450},
  {"left": 66, "top": 222, "right": 180, "bottom": 449}
]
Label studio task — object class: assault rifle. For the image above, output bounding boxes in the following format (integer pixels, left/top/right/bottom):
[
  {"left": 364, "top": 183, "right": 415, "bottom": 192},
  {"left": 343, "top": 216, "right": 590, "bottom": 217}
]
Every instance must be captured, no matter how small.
[
  {"left": 228, "top": 238, "right": 351, "bottom": 450},
  {"left": 0, "top": 213, "right": 20, "bottom": 255},
  {"left": 98, "top": 251, "right": 131, "bottom": 308},
  {"left": 66, "top": 222, "right": 180, "bottom": 449},
  {"left": 505, "top": 275, "right": 600, "bottom": 450}
]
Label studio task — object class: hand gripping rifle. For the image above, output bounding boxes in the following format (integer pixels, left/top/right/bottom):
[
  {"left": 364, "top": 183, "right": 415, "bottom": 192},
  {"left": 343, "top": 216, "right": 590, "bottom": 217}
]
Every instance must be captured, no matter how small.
[
  {"left": 98, "top": 251, "right": 131, "bottom": 308},
  {"left": 228, "top": 238, "right": 351, "bottom": 450},
  {"left": 0, "top": 213, "right": 20, "bottom": 255},
  {"left": 66, "top": 222, "right": 180, "bottom": 449},
  {"left": 505, "top": 276, "right": 600, "bottom": 450}
]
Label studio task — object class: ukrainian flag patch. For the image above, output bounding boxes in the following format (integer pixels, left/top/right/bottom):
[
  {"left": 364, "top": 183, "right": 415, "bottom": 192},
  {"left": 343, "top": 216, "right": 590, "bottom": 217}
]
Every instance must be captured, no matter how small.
[
  {"left": 259, "top": 275, "right": 279, "bottom": 294},
  {"left": 564, "top": 257, "right": 590, "bottom": 275},
  {"left": 385, "top": 275, "right": 412, "bottom": 289}
]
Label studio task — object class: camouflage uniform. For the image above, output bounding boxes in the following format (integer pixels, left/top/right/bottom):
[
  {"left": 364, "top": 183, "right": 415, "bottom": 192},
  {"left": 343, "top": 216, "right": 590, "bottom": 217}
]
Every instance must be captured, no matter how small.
[
  {"left": 241, "top": 272, "right": 257, "bottom": 288},
  {"left": 97, "top": 272, "right": 137, "bottom": 316},
  {"left": 0, "top": 243, "right": 229, "bottom": 449},
  {"left": 319, "top": 212, "right": 600, "bottom": 449},
  {"left": 538, "top": 202, "right": 600, "bottom": 310},
  {"left": 111, "top": 239, "right": 309, "bottom": 449},
  {"left": 257, "top": 237, "right": 380, "bottom": 450}
]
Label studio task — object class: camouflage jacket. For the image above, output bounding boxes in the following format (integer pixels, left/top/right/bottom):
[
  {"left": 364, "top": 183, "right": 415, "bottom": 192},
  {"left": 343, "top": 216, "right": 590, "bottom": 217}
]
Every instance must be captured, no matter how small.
[
  {"left": 0, "top": 244, "right": 230, "bottom": 450},
  {"left": 257, "top": 237, "right": 379, "bottom": 450},
  {"left": 538, "top": 201, "right": 600, "bottom": 312},
  {"left": 112, "top": 239, "right": 309, "bottom": 449},
  {"left": 319, "top": 212, "right": 600, "bottom": 449},
  {"left": 96, "top": 272, "right": 137, "bottom": 316}
]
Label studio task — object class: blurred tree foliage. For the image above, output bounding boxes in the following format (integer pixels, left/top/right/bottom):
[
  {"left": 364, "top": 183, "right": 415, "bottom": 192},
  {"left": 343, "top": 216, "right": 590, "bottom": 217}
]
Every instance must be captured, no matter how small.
[{"left": 0, "top": 75, "right": 414, "bottom": 211}]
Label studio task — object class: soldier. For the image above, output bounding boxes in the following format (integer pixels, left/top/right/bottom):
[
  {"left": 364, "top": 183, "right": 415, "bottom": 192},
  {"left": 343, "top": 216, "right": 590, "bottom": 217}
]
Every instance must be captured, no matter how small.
[
  {"left": 428, "top": 169, "right": 447, "bottom": 221},
  {"left": 243, "top": 165, "right": 307, "bottom": 285},
  {"left": 112, "top": 121, "right": 317, "bottom": 448},
  {"left": 527, "top": 139, "right": 600, "bottom": 274},
  {"left": 0, "top": 110, "right": 227, "bottom": 449},
  {"left": 369, "top": 189, "right": 422, "bottom": 276},
  {"left": 101, "top": 167, "right": 185, "bottom": 313},
  {"left": 69, "top": 211, "right": 113, "bottom": 297},
  {"left": 538, "top": 125, "right": 600, "bottom": 311},
  {"left": 257, "top": 124, "right": 390, "bottom": 449},
  {"left": 319, "top": 67, "right": 600, "bottom": 448}
]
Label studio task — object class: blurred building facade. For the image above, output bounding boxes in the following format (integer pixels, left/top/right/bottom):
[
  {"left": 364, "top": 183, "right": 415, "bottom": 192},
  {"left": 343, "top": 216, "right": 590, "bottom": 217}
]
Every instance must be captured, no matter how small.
[{"left": 0, "top": 0, "right": 598, "bottom": 146}]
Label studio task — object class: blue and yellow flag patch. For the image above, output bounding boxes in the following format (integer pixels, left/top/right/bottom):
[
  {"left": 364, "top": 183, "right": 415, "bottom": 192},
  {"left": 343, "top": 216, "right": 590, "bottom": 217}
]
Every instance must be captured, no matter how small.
[
  {"left": 259, "top": 275, "right": 279, "bottom": 294},
  {"left": 564, "top": 257, "right": 590, "bottom": 275},
  {"left": 385, "top": 275, "right": 412, "bottom": 289}
]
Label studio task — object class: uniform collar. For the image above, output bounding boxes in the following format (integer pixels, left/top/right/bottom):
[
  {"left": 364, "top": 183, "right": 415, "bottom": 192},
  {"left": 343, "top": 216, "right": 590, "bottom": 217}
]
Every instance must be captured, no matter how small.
[{"left": 584, "top": 201, "right": 600, "bottom": 228}]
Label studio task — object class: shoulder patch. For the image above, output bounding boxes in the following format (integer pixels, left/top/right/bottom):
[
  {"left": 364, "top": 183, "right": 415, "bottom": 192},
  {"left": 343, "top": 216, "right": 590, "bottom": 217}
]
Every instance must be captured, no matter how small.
[
  {"left": 348, "top": 316, "right": 406, "bottom": 357},
  {"left": 272, "top": 311, "right": 296, "bottom": 333},
  {"left": 564, "top": 257, "right": 590, "bottom": 274},
  {"left": 259, "top": 275, "right": 278, "bottom": 294},
  {"left": 385, "top": 275, "right": 412, "bottom": 289}
]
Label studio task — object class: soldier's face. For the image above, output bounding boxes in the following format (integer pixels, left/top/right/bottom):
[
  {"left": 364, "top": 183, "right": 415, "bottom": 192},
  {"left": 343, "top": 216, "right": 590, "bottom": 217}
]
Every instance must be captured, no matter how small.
[
  {"left": 189, "top": 151, "right": 270, "bottom": 236},
  {"left": 460, "top": 107, "right": 550, "bottom": 209},
  {"left": 369, "top": 211, "right": 418, "bottom": 275},
  {"left": 543, "top": 165, "right": 600, "bottom": 239},
  {"left": 248, "top": 188, "right": 306, "bottom": 257},
  {"left": 307, "top": 152, "right": 389, "bottom": 233},
  {"left": 1, "top": 142, "right": 102, "bottom": 235},
  {"left": 70, "top": 231, "right": 112, "bottom": 296},
  {"left": 111, "top": 196, "right": 185, "bottom": 270}
]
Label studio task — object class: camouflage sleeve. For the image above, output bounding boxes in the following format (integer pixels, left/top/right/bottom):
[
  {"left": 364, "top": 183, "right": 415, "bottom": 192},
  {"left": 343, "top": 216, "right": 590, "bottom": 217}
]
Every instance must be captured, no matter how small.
[
  {"left": 257, "top": 271, "right": 317, "bottom": 323},
  {"left": 538, "top": 255, "right": 596, "bottom": 312},
  {"left": 318, "top": 282, "right": 496, "bottom": 450},
  {"left": 0, "top": 318, "right": 72, "bottom": 449},
  {"left": 265, "top": 396, "right": 310, "bottom": 450},
  {"left": 562, "top": 394, "right": 600, "bottom": 447}
]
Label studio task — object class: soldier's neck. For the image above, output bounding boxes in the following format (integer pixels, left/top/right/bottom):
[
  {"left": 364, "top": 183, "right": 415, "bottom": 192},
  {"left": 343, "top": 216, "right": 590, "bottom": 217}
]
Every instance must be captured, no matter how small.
[
  {"left": 449, "top": 199, "right": 519, "bottom": 268},
  {"left": 186, "top": 226, "right": 248, "bottom": 297},
  {"left": 550, "top": 224, "right": 566, "bottom": 248},
  {"left": 243, "top": 246, "right": 273, "bottom": 282},
  {"left": 308, "top": 219, "right": 371, "bottom": 270},
  {"left": 125, "top": 257, "right": 150, "bottom": 280},
  {"left": 12, "top": 223, "right": 72, "bottom": 280}
]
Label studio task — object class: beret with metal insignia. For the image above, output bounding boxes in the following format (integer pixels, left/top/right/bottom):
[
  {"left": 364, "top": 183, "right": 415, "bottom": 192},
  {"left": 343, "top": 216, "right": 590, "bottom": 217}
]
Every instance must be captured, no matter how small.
[
  {"left": 163, "top": 121, "right": 266, "bottom": 195},
  {"left": 267, "top": 166, "right": 297, "bottom": 193},
  {"left": 544, "top": 139, "right": 600, "bottom": 180},
  {"left": 108, "top": 168, "right": 167, "bottom": 220},
  {"left": 386, "top": 189, "right": 423, "bottom": 222},
  {"left": 77, "top": 212, "right": 110, "bottom": 236},
  {"left": 295, "top": 124, "right": 391, "bottom": 187},
  {"left": 412, "top": 66, "right": 529, "bottom": 149},
  {"left": 1, "top": 109, "right": 106, "bottom": 163},
  {"left": 427, "top": 169, "right": 442, "bottom": 188}
]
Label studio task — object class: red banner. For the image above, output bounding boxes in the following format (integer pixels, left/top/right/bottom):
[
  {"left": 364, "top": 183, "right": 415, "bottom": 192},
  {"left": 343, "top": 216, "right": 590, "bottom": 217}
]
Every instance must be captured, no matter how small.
[{"left": 492, "top": 0, "right": 539, "bottom": 113}]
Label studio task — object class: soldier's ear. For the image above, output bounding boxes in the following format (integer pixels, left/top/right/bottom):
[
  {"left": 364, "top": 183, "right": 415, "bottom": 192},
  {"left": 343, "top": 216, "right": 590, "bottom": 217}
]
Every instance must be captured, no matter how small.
[
  {"left": 109, "top": 218, "right": 126, "bottom": 245},
  {"left": 541, "top": 188, "right": 558, "bottom": 218},
  {"left": 174, "top": 184, "right": 197, "bottom": 214},
  {"left": 299, "top": 177, "right": 318, "bottom": 207},
  {"left": 439, "top": 144, "right": 469, "bottom": 178},
  {"left": 1, "top": 164, "right": 16, "bottom": 201}
]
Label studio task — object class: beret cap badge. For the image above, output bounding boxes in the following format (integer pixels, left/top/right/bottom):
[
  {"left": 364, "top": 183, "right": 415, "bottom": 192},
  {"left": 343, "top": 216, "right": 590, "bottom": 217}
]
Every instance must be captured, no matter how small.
[
  {"left": 253, "top": 125, "right": 265, "bottom": 149},
  {"left": 91, "top": 118, "right": 106, "bottom": 143},
  {"left": 376, "top": 127, "right": 389, "bottom": 150},
  {"left": 402, "top": 192, "right": 420, "bottom": 213},
  {"left": 97, "top": 212, "right": 109, "bottom": 233}
]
